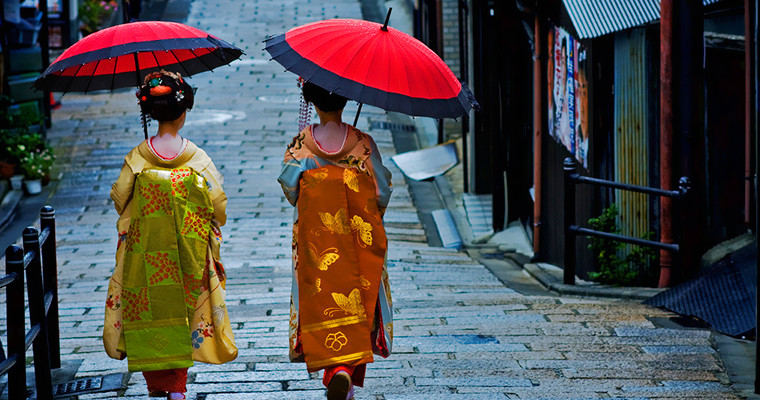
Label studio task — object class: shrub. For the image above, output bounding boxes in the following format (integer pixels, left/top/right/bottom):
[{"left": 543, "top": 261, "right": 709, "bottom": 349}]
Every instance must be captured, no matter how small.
[{"left": 587, "top": 204, "right": 656, "bottom": 286}]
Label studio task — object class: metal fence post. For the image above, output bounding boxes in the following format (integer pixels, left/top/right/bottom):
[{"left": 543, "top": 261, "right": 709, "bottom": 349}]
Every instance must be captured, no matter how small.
[
  {"left": 40, "top": 205, "right": 60, "bottom": 369},
  {"left": 564, "top": 157, "right": 577, "bottom": 285},
  {"left": 23, "top": 227, "right": 53, "bottom": 399},
  {"left": 5, "top": 245, "right": 26, "bottom": 399}
]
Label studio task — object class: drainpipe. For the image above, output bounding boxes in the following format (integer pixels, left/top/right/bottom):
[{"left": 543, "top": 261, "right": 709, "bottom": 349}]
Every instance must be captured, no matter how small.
[
  {"left": 748, "top": 0, "right": 755, "bottom": 229},
  {"left": 753, "top": 0, "right": 759, "bottom": 393},
  {"left": 533, "top": 15, "right": 543, "bottom": 255},
  {"left": 659, "top": 0, "right": 675, "bottom": 287}
]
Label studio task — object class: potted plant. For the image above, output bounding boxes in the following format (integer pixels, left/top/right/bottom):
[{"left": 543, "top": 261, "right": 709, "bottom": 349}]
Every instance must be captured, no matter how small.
[
  {"left": 0, "top": 95, "right": 44, "bottom": 178},
  {"left": 19, "top": 145, "right": 54, "bottom": 195},
  {"left": 79, "top": 0, "right": 119, "bottom": 36}
]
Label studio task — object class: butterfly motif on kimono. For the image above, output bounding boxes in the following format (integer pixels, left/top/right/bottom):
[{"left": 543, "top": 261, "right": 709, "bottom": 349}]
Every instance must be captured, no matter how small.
[
  {"left": 324, "top": 288, "right": 365, "bottom": 317},
  {"left": 307, "top": 243, "right": 339, "bottom": 271}
]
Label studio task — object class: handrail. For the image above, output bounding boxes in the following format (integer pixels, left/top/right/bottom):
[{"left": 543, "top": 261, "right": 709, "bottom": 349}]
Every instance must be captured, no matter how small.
[
  {"left": 1, "top": 206, "right": 59, "bottom": 399},
  {"left": 571, "top": 174, "right": 686, "bottom": 199},
  {"left": 0, "top": 273, "right": 17, "bottom": 290},
  {"left": 563, "top": 158, "right": 691, "bottom": 285}
]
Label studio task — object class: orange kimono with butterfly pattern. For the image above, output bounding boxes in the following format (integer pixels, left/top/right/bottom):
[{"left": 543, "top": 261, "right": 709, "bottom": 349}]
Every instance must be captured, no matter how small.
[{"left": 278, "top": 124, "right": 393, "bottom": 377}]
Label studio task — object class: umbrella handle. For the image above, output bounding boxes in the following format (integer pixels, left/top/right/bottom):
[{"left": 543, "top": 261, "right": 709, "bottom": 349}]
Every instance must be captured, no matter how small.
[
  {"left": 353, "top": 103, "right": 363, "bottom": 127},
  {"left": 382, "top": 8, "right": 392, "bottom": 31}
]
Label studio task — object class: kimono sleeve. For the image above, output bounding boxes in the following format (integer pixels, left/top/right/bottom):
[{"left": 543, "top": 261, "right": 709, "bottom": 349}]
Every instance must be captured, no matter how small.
[
  {"left": 368, "top": 137, "right": 393, "bottom": 209},
  {"left": 110, "top": 160, "right": 136, "bottom": 216},
  {"left": 199, "top": 158, "right": 227, "bottom": 227},
  {"left": 278, "top": 147, "right": 302, "bottom": 206}
]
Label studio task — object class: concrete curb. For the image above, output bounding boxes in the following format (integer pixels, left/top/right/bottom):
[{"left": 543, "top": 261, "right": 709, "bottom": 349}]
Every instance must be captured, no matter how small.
[
  {"left": 0, "top": 189, "right": 23, "bottom": 232},
  {"left": 523, "top": 262, "right": 665, "bottom": 301}
]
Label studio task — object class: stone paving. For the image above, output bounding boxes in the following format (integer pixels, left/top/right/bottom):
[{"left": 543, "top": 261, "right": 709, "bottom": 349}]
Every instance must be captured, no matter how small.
[{"left": 0, "top": 0, "right": 749, "bottom": 399}]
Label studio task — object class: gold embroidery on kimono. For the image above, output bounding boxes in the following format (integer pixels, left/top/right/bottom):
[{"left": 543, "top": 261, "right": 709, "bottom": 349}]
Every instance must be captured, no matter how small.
[
  {"left": 104, "top": 166, "right": 237, "bottom": 371},
  {"left": 296, "top": 166, "right": 387, "bottom": 372}
]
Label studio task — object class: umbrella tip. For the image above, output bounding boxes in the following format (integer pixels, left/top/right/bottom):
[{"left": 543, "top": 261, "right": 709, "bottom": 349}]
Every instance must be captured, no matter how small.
[{"left": 382, "top": 7, "right": 392, "bottom": 31}]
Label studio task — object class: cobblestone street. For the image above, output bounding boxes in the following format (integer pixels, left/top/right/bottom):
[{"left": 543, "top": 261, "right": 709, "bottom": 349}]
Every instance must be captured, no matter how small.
[{"left": 1, "top": 0, "right": 748, "bottom": 398}]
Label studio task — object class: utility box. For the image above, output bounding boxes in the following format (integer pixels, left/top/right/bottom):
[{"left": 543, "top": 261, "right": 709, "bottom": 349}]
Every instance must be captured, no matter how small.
[
  {"left": 9, "top": 45, "right": 43, "bottom": 73},
  {"left": 8, "top": 73, "right": 44, "bottom": 103}
]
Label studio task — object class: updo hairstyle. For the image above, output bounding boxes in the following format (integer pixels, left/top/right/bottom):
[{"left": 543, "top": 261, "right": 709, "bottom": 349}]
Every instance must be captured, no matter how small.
[
  {"left": 302, "top": 81, "right": 347, "bottom": 113},
  {"left": 137, "top": 70, "right": 195, "bottom": 122}
]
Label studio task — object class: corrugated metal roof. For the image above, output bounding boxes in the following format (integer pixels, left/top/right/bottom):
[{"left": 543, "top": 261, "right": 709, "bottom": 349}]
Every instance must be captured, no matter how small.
[{"left": 563, "top": 0, "right": 727, "bottom": 39}]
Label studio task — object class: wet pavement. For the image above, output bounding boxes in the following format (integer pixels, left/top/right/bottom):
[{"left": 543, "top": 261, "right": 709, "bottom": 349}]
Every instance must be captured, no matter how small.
[{"left": 0, "top": 0, "right": 751, "bottom": 399}]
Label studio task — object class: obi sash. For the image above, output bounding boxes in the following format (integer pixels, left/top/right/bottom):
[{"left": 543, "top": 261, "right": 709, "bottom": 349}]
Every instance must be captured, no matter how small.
[
  {"left": 296, "top": 165, "right": 388, "bottom": 372},
  {"left": 121, "top": 167, "right": 213, "bottom": 371}
]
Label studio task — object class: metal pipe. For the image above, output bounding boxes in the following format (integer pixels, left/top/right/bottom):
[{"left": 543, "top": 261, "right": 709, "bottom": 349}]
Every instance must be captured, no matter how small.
[
  {"left": 570, "top": 226, "right": 680, "bottom": 252},
  {"left": 563, "top": 158, "right": 576, "bottom": 284},
  {"left": 753, "top": 0, "right": 759, "bottom": 392},
  {"left": 40, "top": 0, "right": 51, "bottom": 128},
  {"left": 572, "top": 175, "right": 684, "bottom": 199},
  {"left": 747, "top": 0, "right": 755, "bottom": 229},
  {"left": 659, "top": 0, "right": 675, "bottom": 287},
  {"left": 533, "top": 14, "right": 543, "bottom": 255},
  {"left": 458, "top": 0, "right": 470, "bottom": 192}
]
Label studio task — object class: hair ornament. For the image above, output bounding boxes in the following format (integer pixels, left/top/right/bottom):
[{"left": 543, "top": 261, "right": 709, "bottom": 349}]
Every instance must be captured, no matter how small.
[
  {"left": 149, "top": 77, "right": 162, "bottom": 87},
  {"left": 175, "top": 90, "right": 185, "bottom": 102},
  {"left": 150, "top": 85, "right": 172, "bottom": 96}
]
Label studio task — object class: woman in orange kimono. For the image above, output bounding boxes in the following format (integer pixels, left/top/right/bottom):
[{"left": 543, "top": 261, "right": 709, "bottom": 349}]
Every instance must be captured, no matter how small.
[
  {"left": 279, "top": 81, "right": 393, "bottom": 400},
  {"left": 105, "top": 71, "right": 237, "bottom": 400}
]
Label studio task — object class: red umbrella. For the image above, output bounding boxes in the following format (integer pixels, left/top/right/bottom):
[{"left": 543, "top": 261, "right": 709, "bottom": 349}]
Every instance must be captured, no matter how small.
[
  {"left": 264, "top": 10, "right": 477, "bottom": 119},
  {"left": 34, "top": 21, "right": 242, "bottom": 93}
]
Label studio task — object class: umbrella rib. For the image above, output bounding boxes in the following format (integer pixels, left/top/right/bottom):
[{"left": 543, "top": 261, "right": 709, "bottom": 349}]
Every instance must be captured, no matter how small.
[
  {"left": 168, "top": 50, "right": 191, "bottom": 76},
  {"left": 83, "top": 59, "right": 102, "bottom": 94},
  {"left": 110, "top": 54, "right": 119, "bottom": 91},
  {"left": 188, "top": 48, "right": 216, "bottom": 72},
  {"left": 62, "top": 63, "right": 84, "bottom": 94},
  {"left": 151, "top": 51, "right": 163, "bottom": 73},
  {"left": 207, "top": 46, "right": 230, "bottom": 67}
]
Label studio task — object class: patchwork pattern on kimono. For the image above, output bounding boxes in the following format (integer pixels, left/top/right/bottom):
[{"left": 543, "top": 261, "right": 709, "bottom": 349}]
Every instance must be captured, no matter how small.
[{"left": 121, "top": 168, "right": 213, "bottom": 372}]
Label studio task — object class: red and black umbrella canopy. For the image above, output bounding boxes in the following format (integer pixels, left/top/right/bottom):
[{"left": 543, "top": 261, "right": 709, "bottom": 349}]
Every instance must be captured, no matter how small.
[
  {"left": 264, "top": 17, "right": 477, "bottom": 119},
  {"left": 35, "top": 21, "right": 242, "bottom": 93}
]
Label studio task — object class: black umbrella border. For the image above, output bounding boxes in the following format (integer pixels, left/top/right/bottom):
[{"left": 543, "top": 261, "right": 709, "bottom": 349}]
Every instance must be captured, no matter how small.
[
  {"left": 264, "top": 33, "right": 478, "bottom": 119},
  {"left": 35, "top": 36, "right": 243, "bottom": 93}
]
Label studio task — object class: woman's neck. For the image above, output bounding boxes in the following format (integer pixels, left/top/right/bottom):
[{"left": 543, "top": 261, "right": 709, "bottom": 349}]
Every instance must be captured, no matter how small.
[{"left": 151, "top": 129, "right": 185, "bottom": 160}]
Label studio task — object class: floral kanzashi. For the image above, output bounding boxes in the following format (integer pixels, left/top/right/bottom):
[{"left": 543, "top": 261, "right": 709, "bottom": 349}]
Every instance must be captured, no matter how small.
[{"left": 325, "top": 331, "right": 348, "bottom": 351}]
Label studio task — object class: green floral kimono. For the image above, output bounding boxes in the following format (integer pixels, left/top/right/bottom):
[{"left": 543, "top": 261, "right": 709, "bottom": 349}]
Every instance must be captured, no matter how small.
[{"left": 104, "top": 141, "right": 236, "bottom": 372}]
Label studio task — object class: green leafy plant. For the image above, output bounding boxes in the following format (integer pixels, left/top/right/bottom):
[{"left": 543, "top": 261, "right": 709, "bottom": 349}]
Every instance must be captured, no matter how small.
[
  {"left": 586, "top": 204, "right": 656, "bottom": 286},
  {"left": 79, "top": 0, "right": 119, "bottom": 35},
  {"left": 1, "top": 132, "right": 46, "bottom": 165}
]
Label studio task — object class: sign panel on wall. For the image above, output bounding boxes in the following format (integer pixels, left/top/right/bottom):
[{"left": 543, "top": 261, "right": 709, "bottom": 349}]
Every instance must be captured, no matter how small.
[{"left": 548, "top": 26, "right": 588, "bottom": 168}]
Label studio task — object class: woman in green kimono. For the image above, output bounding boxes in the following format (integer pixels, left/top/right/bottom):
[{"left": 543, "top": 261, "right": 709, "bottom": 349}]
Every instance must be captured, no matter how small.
[{"left": 104, "top": 71, "right": 237, "bottom": 400}]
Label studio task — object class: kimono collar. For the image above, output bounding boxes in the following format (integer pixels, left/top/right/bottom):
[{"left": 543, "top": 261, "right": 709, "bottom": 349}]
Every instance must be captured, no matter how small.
[
  {"left": 137, "top": 139, "right": 198, "bottom": 167},
  {"left": 302, "top": 124, "right": 361, "bottom": 160}
]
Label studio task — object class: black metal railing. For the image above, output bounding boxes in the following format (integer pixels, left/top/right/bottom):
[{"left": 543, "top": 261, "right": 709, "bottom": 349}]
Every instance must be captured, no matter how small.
[
  {"left": 563, "top": 158, "right": 690, "bottom": 284},
  {"left": 1, "top": 205, "right": 60, "bottom": 399}
]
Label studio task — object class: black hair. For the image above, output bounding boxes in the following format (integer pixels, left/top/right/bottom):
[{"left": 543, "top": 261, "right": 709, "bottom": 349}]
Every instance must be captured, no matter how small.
[
  {"left": 137, "top": 70, "right": 195, "bottom": 122},
  {"left": 302, "top": 81, "right": 348, "bottom": 113}
]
